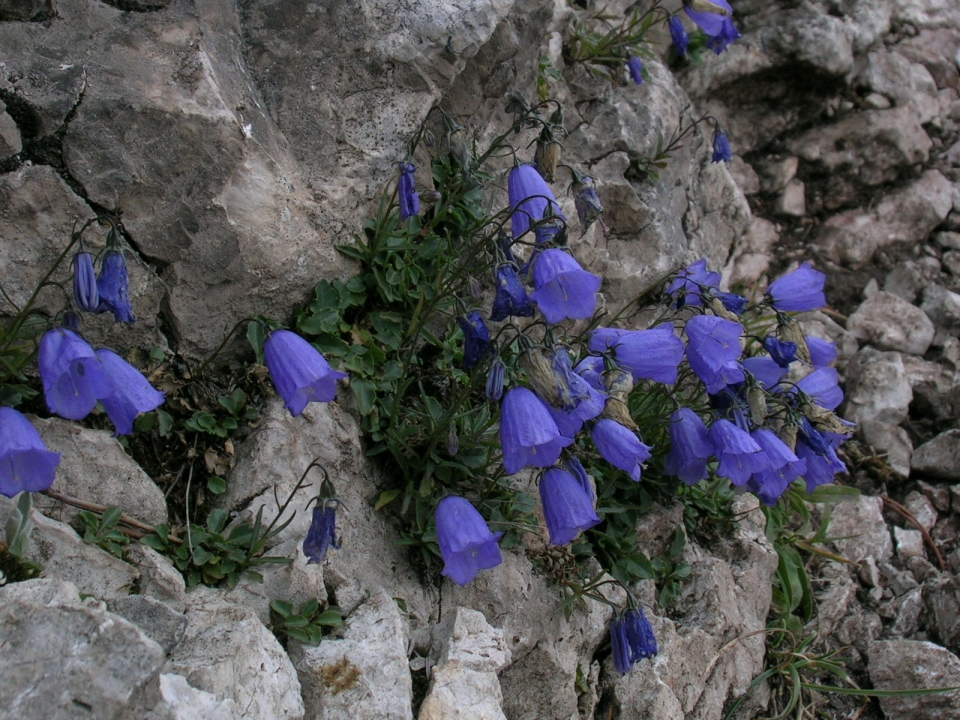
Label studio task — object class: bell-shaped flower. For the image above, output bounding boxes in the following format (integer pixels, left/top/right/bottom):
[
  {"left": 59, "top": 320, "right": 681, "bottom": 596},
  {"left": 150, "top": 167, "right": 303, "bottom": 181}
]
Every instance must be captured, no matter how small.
[
  {"left": 668, "top": 15, "right": 689, "bottom": 55},
  {"left": 685, "top": 314, "right": 745, "bottom": 394},
  {"left": 685, "top": 0, "right": 741, "bottom": 54},
  {"left": 573, "top": 176, "right": 605, "bottom": 234},
  {"left": 398, "top": 163, "right": 421, "bottom": 220},
  {"left": 806, "top": 336, "right": 838, "bottom": 368},
  {"left": 592, "top": 418, "right": 652, "bottom": 482},
  {"left": 93, "top": 349, "right": 166, "bottom": 436},
  {"left": 589, "top": 323, "right": 684, "bottom": 384},
  {"left": 435, "top": 496, "right": 504, "bottom": 585},
  {"left": 500, "top": 387, "right": 573, "bottom": 474},
  {"left": 566, "top": 455, "right": 596, "bottom": 504},
  {"left": 508, "top": 164, "right": 565, "bottom": 240},
  {"left": 796, "top": 367, "right": 843, "bottom": 411},
  {"left": 0, "top": 406, "right": 61, "bottom": 497},
  {"left": 521, "top": 346, "right": 590, "bottom": 412},
  {"left": 73, "top": 251, "right": 100, "bottom": 312},
  {"left": 458, "top": 312, "right": 491, "bottom": 370},
  {"left": 711, "top": 129, "right": 733, "bottom": 162},
  {"left": 709, "top": 418, "right": 768, "bottom": 486},
  {"left": 96, "top": 249, "right": 136, "bottom": 324},
  {"left": 529, "top": 249, "right": 601, "bottom": 324},
  {"left": 664, "top": 408, "right": 713, "bottom": 485},
  {"left": 546, "top": 380, "right": 605, "bottom": 438},
  {"left": 486, "top": 359, "right": 506, "bottom": 401},
  {"left": 665, "top": 259, "right": 720, "bottom": 308},
  {"left": 490, "top": 264, "right": 534, "bottom": 321},
  {"left": 763, "top": 336, "right": 798, "bottom": 368},
  {"left": 264, "top": 330, "right": 348, "bottom": 417},
  {"left": 303, "top": 500, "right": 341, "bottom": 564},
  {"left": 574, "top": 356, "right": 605, "bottom": 393},
  {"left": 747, "top": 429, "right": 807, "bottom": 506},
  {"left": 766, "top": 262, "right": 826, "bottom": 312},
  {"left": 540, "top": 467, "right": 600, "bottom": 545},
  {"left": 611, "top": 607, "right": 658, "bottom": 673},
  {"left": 715, "top": 291, "right": 747, "bottom": 315},
  {"left": 796, "top": 426, "right": 847, "bottom": 492},
  {"left": 38, "top": 328, "right": 111, "bottom": 421},
  {"left": 742, "top": 356, "right": 788, "bottom": 389},
  {"left": 627, "top": 56, "right": 644, "bottom": 85}
]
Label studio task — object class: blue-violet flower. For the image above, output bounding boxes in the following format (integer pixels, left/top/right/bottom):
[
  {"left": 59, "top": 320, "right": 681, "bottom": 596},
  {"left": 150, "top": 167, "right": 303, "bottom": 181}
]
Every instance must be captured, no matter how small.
[
  {"left": 264, "top": 329, "right": 348, "bottom": 417},
  {"left": 500, "top": 387, "right": 573, "bottom": 474},
  {"left": 490, "top": 264, "right": 534, "bottom": 321},
  {"left": 668, "top": 15, "right": 689, "bottom": 56},
  {"left": 398, "top": 163, "right": 420, "bottom": 220},
  {"left": 304, "top": 501, "right": 340, "bottom": 564},
  {"left": 766, "top": 262, "right": 827, "bottom": 312},
  {"left": 540, "top": 467, "right": 600, "bottom": 545},
  {"left": 73, "top": 251, "right": 99, "bottom": 313},
  {"left": 0, "top": 406, "right": 61, "bottom": 497},
  {"left": 508, "top": 164, "right": 565, "bottom": 241},
  {"left": 458, "top": 311, "right": 491, "bottom": 370},
  {"left": 97, "top": 249, "right": 136, "bottom": 323},
  {"left": 435, "top": 496, "right": 504, "bottom": 585},
  {"left": 94, "top": 349, "right": 166, "bottom": 436},
  {"left": 664, "top": 408, "right": 713, "bottom": 485},
  {"left": 529, "top": 249, "right": 601, "bottom": 324},
  {"left": 708, "top": 418, "right": 768, "bottom": 486},
  {"left": 627, "top": 56, "right": 644, "bottom": 85},
  {"left": 763, "top": 336, "right": 798, "bottom": 368},
  {"left": 38, "top": 328, "right": 110, "bottom": 421},
  {"left": 611, "top": 607, "right": 658, "bottom": 673},
  {"left": 591, "top": 418, "right": 652, "bottom": 482},
  {"left": 589, "top": 323, "right": 685, "bottom": 384},
  {"left": 712, "top": 129, "right": 733, "bottom": 163},
  {"left": 665, "top": 259, "right": 721, "bottom": 308},
  {"left": 685, "top": 314, "right": 745, "bottom": 394}
]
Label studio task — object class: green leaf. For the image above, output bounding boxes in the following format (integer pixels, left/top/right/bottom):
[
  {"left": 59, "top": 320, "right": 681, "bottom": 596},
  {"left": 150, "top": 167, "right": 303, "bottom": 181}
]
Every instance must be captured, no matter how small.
[
  {"left": 157, "top": 410, "right": 174, "bottom": 437},
  {"left": 286, "top": 627, "right": 312, "bottom": 644},
  {"left": 375, "top": 489, "right": 402, "bottom": 511},
  {"left": 218, "top": 389, "right": 247, "bottom": 416},
  {"left": 806, "top": 485, "right": 861, "bottom": 503},
  {"left": 351, "top": 378, "right": 377, "bottom": 415},
  {"left": 284, "top": 616, "right": 310, "bottom": 629},
  {"left": 207, "top": 476, "right": 227, "bottom": 495},
  {"left": 101, "top": 507, "right": 123, "bottom": 529},
  {"left": 315, "top": 610, "right": 346, "bottom": 627},
  {"left": 206, "top": 508, "right": 229, "bottom": 534},
  {"left": 247, "top": 322, "right": 267, "bottom": 364},
  {"left": 335, "top": 243, "right": 367, "bottom": 261}
]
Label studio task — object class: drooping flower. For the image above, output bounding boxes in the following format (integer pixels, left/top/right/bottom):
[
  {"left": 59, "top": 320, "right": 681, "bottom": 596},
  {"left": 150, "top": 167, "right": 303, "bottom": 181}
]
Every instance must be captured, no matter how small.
[
  {"left": 521, "top": 346, "right": 591, "bottom": 412},
  {"left": 490, "top": 264, "right": 534, "bottom": 322},
  {"left": 96, "top": 249, "right": 136, "bottom": 324},
  {"left": 796, "top": 425, "right": 847, "bottom": 493},
  {"left": 0, "top": 406, "right": 61, "bottom": 497},
  {"left": 668, "top": 15, "right": 690, "bottom": 56},
  {"left": 458, "top": 312, "right": 491, "bottom": 370},
  {"left": 611, "top": 607, "right": 658, "bottom": 673},
  {"left": 589, "top": 323, "right": 685, "bottom": 384},
  {"left": 545, "top": 380, "right": 605, "bottom": 438},
  {"left": 566, "top": 455, "right": 596, "bottom": 504},
  {"left": 574, "top": 356, "right": 606, "bottom": 393},
  {"left": 711, "top": 128, "right": 733, "bottom": 163},
  {"left": 303, "top": 501, "right": 340, "bottom": 564},
  {"left": 540, "top": 467, "right": 600, "bottom": 545},
  {"left": 795, "top": 367, "right": 843, "bottom": 411},
  {"left": 627, "top": 56, "right": 644, "bottom": 85},
  {"left": 685, "top": 314, "right": 745, "bottom": 394},
  {"left": 665, "top": 259, "right": 721, "bottom": 308},
  {"left": 747, "top": 429, "right": 807, "bottom": 506},
  {"left": 500, "top": 388, "right": 573, "bottom": 474},
  {"left": 508, "top": 164, "right": 565, "bottom": 240},
  {"left": 763, "top": 336, "right": 798, "bottom": 368},
  {"left": 72, "top": 251, "right": 99, "bottom": 313},
  {"left": 685, "top": 0, "right": 741, "bottom": 54},
  {"left": 529, "top": 249, "right": 601, "bottom": 324},
  {"left": 715, "top": 291, "right": 747, "bottom": 315},
  {"left": 741, "top": 356, "right": 788, "bottom": 389},
  {"left": 806, "top": 336, "right": 838, "bottom": 367},
  {"left": 94, "top": 349, "right": 166, "bottom": 436},
  {"left": 435, "top": 496, "right": 504, "bottom": 585},
  {"left": 38, "top": 328, "right": 111, "bottom": 421},
  {"left": 398, "top": 163, "right": 421, "bottom": 220},
  {"left": 664, "top": 408, "right": 713, "bottom": 485},
  {"left": 592, "top": 418, "right": 652, "bottom": 482},
  {"left": 709, "top": 418, "right": 768, "bottom": 486},
  {"left": 572, "top": 175, "right": 605, "bottom": 234},
  {"left": 486, "top": 359, "right": 506, "bottom": 401},
  {"left": 264, "top": 329, "right": 348, "bottom": 417},
  {"left": 766, "top": 262, "right": 827, "bottom": 313}
]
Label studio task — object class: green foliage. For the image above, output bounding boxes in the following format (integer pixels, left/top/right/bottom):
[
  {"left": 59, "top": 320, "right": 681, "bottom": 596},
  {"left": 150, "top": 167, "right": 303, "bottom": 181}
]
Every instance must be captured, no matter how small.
[
  {"left": 141, "top": 507, "right": 292, "bottom": 588},
  {"left": 78, "top": 506, "right": 131, "bottom": 558},
  {"left": 1, "top": 493, "right": 42, "bottom": 583},
  {"left": 270, "top": 598, "right": 344, "bottom": 646},
  {"left": 184, "top": 389, "right": 259, "bottom": 438},
  {"left": 565, "top": 4, "right": 662, "bottom": 81}
]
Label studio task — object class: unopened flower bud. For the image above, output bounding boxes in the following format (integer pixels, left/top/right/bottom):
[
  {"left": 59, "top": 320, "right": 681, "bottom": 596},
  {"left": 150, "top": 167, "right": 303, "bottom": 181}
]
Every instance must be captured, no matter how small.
[
  {"left": 486, "top": 359, "right": 505, "bottom": 401},
  {"left": 747, "top": 386, "right": 768, "bottom": 426},
  {"left": 534, "top": 139, "right": 562, "bottom": 183},
  {"left": 73, "top": 251, "right": 99, "bottom": 312},
  {"left": 447, "top": 427, "right": 459, "bottom": 456}
]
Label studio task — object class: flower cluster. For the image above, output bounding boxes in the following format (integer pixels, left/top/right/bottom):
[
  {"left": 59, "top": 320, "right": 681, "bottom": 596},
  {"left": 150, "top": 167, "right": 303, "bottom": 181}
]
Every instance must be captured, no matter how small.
[{"left": 70, "top": 234, "right": 136, "bottom": 324}]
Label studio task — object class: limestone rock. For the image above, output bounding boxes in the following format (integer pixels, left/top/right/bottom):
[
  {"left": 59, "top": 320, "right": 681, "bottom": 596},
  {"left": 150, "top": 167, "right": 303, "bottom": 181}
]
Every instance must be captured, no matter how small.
[
  {"left": 912, "top": 429, "right": 960, "bottom": 479},
  {"left": 165, "top": 589, "right": 304, "bottom": 719},
  {"left": 123, "top": 544, "right": 187, "bottom": 613},
  {"left": 137, "top": 674, "right": 240, "bottom": 720},
  {"left": 290, "top": 590, "right": 412, "bottom": 720},
  {"left": 858, "top": 419, "right": 913, "bottom": 478},
  {"left": 432, "top": 607, "right": 511, "bottom": 671},
  {"left": 843, "top": 347, "right": 913, "bottom": 425},
  {"left": 868, "top": 640, "right": 960, "bottom": 719},
  {"left": 773, "top": 178, "right": 805, "bottom": 216},
  {"left": 883, "top": 257, "right": 942, "bottom": 303},
  {"left": 0, "top": 594, "right": 165, "bottom": 720},
  {"left": 0, "top": 0, "right": 52, "bottom": 20},
  {"left": 920, "top": 284, "right": 960, "bottom": 347},
  {"left": 107, "top": 595, "right": 188, "bottom": 654},
  {"left": 856, "top": 48, "right": 941, "bottom": 124},
  {"left": 905, "top": 491, "right": 938, "bottom": 531},
  {"left": 829, "top": 495, "right": 893, "bottom": 565},
  {"left": 724, "top": 216, "right": 779, "bottom": 289},
  {"left": 894, "top": 527, "right": 925, "bottom": 559},
  {"left": 901, "top": 355, "right": 960, "bottom": 420},
  {"left": 0, "top": 101, "right": 21, "bottom": 159},
  {"left": 847, "top": 291, "right": 936, "bottom": 355}
]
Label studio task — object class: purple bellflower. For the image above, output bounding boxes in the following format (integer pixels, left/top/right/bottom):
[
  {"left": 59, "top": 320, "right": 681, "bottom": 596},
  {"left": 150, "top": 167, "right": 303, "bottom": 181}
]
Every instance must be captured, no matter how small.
[
  {"left": 627, "top": 56, "right": 644, "bottom": 84},
  {"left": 665, "top": 259, "right": 721, "bottom": 308},
  {"left": 715, "top": 291, "right": 747, "bottom": 315},
  {"left": 38, "top": 328, "right": 110, "bottom": 421},
  {"left": 685, "top": 0, "right": 741, "bottom": 54},
  {"left": 73, "top": 251, "right": 99, "bottom": 313},
  {"left": 529, "top": 249, "right": 601, "bottom": 324},
  {"left": 486, "top": 359, "right": 506, "bottom": 401},
  {"left": 304, "top": 500, "right": 340, "bottom": 564},
  {"left": 508, "top": 164, "right": 566, "bottom": 240},
  {"left": 806, "top": 336, "right": 838, "bottom": 367},
  {"left": 589, "top": 323, "right": 685, "bottom": 384},
  {"left": 668, "top": 15, "right": 689, "bottom": 56},
  {"left": 500, "top": 387, "right": 573, "bottom": 474},
  {"left": 264, "top": 330, "right": 348, "bottom": 417},
  {"left": 0, "top": 406, "right": 61, "bottom": 497},
  {"left": 747, "top": 429, "right": 807, "bottom": 506},
  {"left": 795, "top": 367, "right": 843, "bottom": 411},
  {"left": 491, "top": 264, "right": 534, "bottom": 321},
  {"left": 94, "top": 349, "right": 165, "bottom": 436},
  {"left": 763, "top": 336, "right": 798, "bottom": 368},
  {"left": 566, "top": 455, "right": 596, "bottom": 504},
  {"left": 664, "top": 408, "right": 713, "bottom": 485},
  {"left": 685, "top": 314, "right": 745, "bottom": 394},
  {"left": 709, "top": 418, "right": 768, "bottom": 486},
  {"left": 458, "top": 312, "right": 491, "bottom": 370},
  {"left": 574, "top": 356, "right": 605, "bottom": 393},
  {"left": 573, "top": 176, "right": 605, "bottom": 234},
  {"left": 398, "top": 163, "right": 421, "bottom": 220},
  {"left": 592, "top": 418, "right": 653, "bottom": 482},
  {"left": 611, "top": 607, "right": 658, "bottom": 673},
  {"left": 540, "top": 467, "right": 600, "bottom": 545},
  {"left": 766, "top": 262, "right": 827, "bottom": 312},
  {"left": 545, "top": 380, "right": 605, "bottom": 438},
  {"left": 712, "top": 129, "right": 733, "bottom": 163},
  {"left": 742, "top": 356, "right": 788, "bottom": 389},
  {"left": 96, "top": 249, "right": 136, "bottom": 324},
  {"left": 435, "top": 496, "right": 504, "bottom": 585},
  {"left": 796, "top": 425, "right": 847, "bottom": 493}
]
